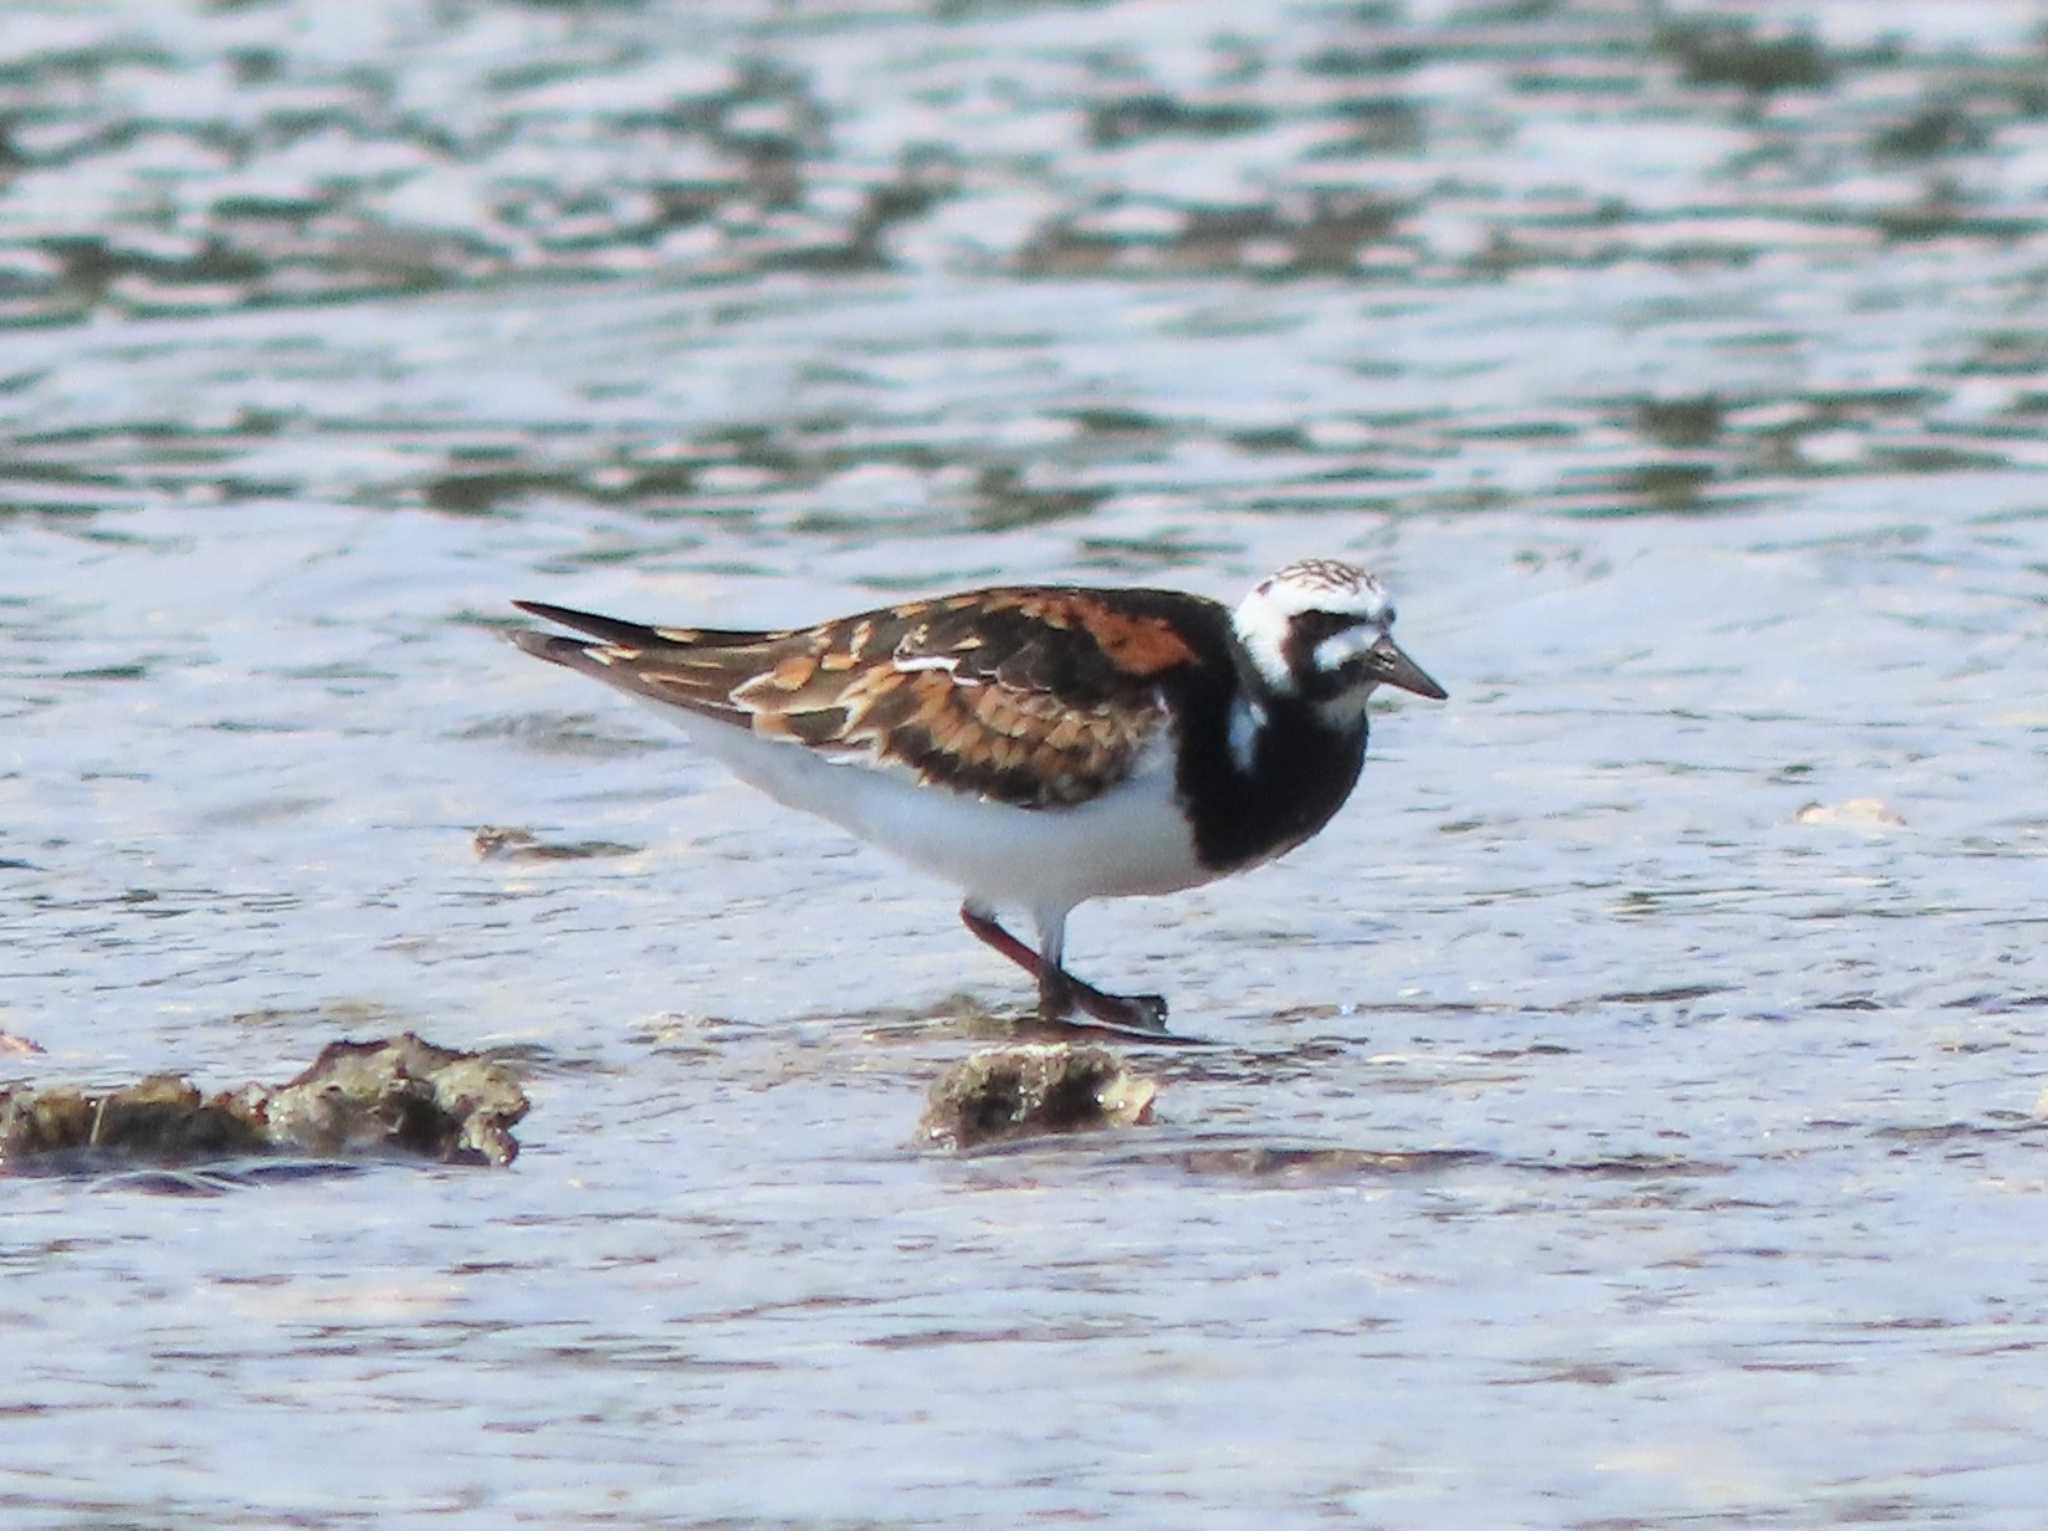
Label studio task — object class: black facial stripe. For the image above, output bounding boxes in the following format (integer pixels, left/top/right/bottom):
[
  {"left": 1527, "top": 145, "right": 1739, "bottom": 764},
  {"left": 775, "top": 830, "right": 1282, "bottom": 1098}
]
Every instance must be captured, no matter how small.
[
  {"left": 1295, "top": 610, "right": 1360, "bottom": 642},
  {"left": 1280, "top": 610, "right": 1367, "bottom": 679}
]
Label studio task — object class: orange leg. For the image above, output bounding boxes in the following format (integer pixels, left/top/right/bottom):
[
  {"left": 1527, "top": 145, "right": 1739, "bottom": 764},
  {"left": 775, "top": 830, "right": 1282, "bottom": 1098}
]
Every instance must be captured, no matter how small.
[{"left": 959, "top": 903, "right": 1168, "bottom": 1032}]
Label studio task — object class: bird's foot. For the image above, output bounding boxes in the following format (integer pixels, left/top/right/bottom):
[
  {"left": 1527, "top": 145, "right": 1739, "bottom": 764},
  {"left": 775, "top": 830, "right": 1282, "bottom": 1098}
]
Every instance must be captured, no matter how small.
[
  {"left": 1041, "top": 973, "right": 1170, "bottom": 1034},
  {"left": 1084, "top": 990, "right": 1169, "bottom": 1033}
]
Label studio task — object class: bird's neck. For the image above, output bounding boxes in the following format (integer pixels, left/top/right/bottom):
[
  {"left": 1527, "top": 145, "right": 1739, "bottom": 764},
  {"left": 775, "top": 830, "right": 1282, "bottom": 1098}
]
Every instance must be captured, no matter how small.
[{"left": 1177, "top": 672, "right": 1369, "bottom": 874}]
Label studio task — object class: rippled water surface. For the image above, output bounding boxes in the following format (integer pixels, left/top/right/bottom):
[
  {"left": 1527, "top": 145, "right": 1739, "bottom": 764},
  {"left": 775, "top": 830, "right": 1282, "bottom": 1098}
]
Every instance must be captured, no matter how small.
[{"left": 5, "top": 0, "right": 2047, "bottom": 1525}]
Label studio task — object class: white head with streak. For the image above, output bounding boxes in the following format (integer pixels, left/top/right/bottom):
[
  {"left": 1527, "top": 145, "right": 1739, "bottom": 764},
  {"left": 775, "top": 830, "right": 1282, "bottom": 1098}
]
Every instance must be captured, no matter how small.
[{"left": 1231, "top": 558, "right": 1446, "bottom": 728}]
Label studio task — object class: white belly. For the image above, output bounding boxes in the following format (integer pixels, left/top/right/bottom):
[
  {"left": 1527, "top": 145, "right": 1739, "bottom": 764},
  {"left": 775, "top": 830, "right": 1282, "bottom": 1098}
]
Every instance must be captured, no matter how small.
[{"left": 634, "top": 699, "right": 1211, "bottom": 917}]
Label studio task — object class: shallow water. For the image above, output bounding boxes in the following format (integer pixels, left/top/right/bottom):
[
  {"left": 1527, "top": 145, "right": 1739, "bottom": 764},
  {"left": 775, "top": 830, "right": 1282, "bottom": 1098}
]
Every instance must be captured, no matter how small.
[{"left": 5, "top": 0, "right": 2047, "bottom": 1525}]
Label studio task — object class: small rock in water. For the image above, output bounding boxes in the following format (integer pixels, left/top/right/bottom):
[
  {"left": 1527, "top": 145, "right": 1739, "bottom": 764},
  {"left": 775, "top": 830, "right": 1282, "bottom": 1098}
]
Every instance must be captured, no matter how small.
[
  {"left": 0, "top": 1033, "right": 528, "bottom": 1171},
  {"left": 264, "top": 1034, "right": 529, "bottom": 1166},
  {"left": 473, "top": 824, "right": 638, "bottom": 861},
  {"left": 1, "top": 1074, "right": 268, "bottom": 1161},
  {"left": 916, "top": 1044, "right": 1157, "bottom": 1150},
  {"left": 1795, "top": 797, "right": 1906, "bottom": 828}
]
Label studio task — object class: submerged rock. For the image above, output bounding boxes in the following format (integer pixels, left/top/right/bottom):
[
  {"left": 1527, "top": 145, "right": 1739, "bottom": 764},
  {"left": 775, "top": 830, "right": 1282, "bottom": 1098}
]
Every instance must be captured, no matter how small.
[
  {"left": 916, "top": 1044, "right": 1157, "bottom": 1150},
  {"left": 263, "top": 1035, "right": 529, "bottom": 1166},
  {"left": 1795, "top": 797, "right": 1905, "bottom": 828},
  {"left": 0, "top": 1033, "right": 528, "bottom": 1171},
  {"left": 472, "top": 825, "right": 638, "bottom": 861}
]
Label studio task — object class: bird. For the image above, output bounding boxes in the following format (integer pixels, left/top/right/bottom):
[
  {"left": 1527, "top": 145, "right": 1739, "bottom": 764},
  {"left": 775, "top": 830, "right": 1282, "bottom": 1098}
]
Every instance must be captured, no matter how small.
[{"left": 506, "top": 558, "right": 1445, "bottom": 1032}]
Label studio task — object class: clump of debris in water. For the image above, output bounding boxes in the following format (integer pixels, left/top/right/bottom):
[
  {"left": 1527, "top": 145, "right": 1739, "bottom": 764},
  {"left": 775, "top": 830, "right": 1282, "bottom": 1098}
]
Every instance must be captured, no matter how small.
[
  {"left": 916, "top": 1043, "right": 1157, "bottom": 1150},
  {"left": 0, "top": 1034, "right": 528, "bottom": 1171}
]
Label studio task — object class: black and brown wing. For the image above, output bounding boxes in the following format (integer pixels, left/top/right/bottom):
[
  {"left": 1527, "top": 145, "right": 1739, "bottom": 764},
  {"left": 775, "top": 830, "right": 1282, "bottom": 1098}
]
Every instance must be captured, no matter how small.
[{"left": 509, "top": 588, "right": 1220, "bottom": 809}]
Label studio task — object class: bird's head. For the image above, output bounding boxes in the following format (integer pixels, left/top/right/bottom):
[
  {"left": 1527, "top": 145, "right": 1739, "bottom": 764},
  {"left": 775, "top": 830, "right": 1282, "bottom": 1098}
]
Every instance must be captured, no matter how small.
[{"left": 1233, "top": 558, "right": 1447, "bottom": 725}]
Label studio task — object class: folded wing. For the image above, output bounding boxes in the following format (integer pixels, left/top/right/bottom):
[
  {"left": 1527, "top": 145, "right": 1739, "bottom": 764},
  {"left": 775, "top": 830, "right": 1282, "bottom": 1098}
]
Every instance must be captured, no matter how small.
[{"left": 510, "top": 590, "right": 1203, "bottom": 809}]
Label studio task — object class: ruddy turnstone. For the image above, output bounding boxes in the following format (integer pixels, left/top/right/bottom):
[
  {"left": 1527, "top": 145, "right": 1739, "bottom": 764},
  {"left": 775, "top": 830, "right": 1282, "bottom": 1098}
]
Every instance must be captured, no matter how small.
[{"left": 508, "top": 559, "right": 1444, "bottom": 1031}]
